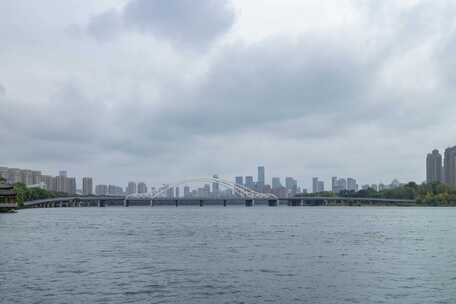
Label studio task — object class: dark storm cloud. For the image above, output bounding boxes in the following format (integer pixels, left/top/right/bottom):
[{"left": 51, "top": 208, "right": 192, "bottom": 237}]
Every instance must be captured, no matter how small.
[{"left": 87, "top": 0, "right": 235, "bottom": 48}]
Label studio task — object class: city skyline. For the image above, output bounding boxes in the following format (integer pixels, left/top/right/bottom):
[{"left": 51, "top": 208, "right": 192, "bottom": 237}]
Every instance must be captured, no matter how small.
[{"left": 0, "top": 164, "right": 406, "bottom": 197}]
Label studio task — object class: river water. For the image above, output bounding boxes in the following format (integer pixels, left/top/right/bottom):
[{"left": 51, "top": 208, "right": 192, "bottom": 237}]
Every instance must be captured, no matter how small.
[{"left": 1, "top": 207, "right": 456, "bottom": 304}]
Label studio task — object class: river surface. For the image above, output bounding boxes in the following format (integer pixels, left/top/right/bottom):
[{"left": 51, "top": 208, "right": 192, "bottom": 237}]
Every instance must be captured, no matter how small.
[{"left": 1, "top": 207, "right": 456, "bottom": 304}]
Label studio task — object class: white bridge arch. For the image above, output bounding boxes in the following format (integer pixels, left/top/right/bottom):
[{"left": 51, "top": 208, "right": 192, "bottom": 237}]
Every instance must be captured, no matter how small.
[{"left": 126, "top": 177, "right": 277, "bottom": 200}]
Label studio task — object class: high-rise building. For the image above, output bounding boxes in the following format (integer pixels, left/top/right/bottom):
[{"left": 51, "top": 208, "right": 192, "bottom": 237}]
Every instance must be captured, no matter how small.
[
  {"left": 137, "top": 182, "right": 147, "bottom": 193},
  {"left": 82, "top": 177, "right": 93, "bottom": 195},
  {"left": 59, "top": 170, "right": 67, "bottom": 177},
  {"left": 40, "top": 175, "right": 53, "bottom": 191},
  {"left": 65, "top": 177, "right": 77, "bottom": 194},
  {"left": 21, "top": 170, "right": 33, "bottom": 185},
  {"left": 245, "top": 176, "right": 254, "bottom": 189},
  {"left": 257, "top": 166, "right": 265, "bottom": 193},
  {"left": 271, "top": 177, "right": 281, "bottom": 189},
  {"left": 257, "top": 166, "right": 265, "bottom": 184},
  {"left": 127, "top": 182, "right": 137, "bottom": 194},
  {"left": 312, "top": 177, "right": 319, "bottom": 193},
  {"left": 55, "top": 175, "right": 66, "bottom": 193},
  {"left": 444, "top": 146, "right": 456, "bottom": 186},
  {"left": 95, "top": 184, "right": 108, "bottom": 195},
  {"left": 184, "top": 186, "right": 190, "bottom": 197},
  {"left": 317, "top": 181, "right": 325, "bottom": 193},
  {"left": 338, "top": 178, "right": 347, "bottom": 192},
  {"left": 285, "top": 177, "right": 298, "bottom": 196},
  {"left": 235, "top": 176, "right": 243, "bottom": 186},
  {"left": 331, "top": 177, "right": 338, "bottom": 192},
  {"left": 32, "top": 170, "right": 42, "bottom": 184},
  {"left": 347, "top": 178, "right": 357, "bottom": 192},
  {"left": 108, "top": 185, "right": 123, "bottom": 195},
  {"left": 285, "top": 177, "right": 297, "bottom": 189},
  {"left": 212, "top": 174, "right": 219, "bottom": 196},
  {"left": 167, "top": 187, "right": 174, "bottom": 198},
  {"left": 175, "top": 187, "right": 180, "bottom": 198},
  {"left": 426, "top": 149, "right": 443, "bottom": 183}
]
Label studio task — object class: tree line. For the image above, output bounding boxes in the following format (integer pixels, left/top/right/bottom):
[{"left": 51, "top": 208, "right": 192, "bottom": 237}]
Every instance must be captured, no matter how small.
[
  {"left": 301, "top": 182, "right": 456, "bottom": 206},
  {"left": 13, "top": 183, "right": 69, "bottom": 207}
]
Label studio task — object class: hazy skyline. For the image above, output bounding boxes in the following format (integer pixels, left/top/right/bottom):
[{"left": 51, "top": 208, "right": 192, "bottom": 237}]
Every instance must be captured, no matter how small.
[{"left": 2, "top": 0, "right": 456, "bottom": 189}]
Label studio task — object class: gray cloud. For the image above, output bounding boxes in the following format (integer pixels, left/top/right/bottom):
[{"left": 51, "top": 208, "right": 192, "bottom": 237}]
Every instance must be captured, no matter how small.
[
  {"left": 87, "top": 10, "right": 123, "bottom": 42},
  {"left": 2, "top": 1, "right": 456, "bottom": 188},
  {"left": 87, "top": 0, "right": 235, "bottom": 49}
]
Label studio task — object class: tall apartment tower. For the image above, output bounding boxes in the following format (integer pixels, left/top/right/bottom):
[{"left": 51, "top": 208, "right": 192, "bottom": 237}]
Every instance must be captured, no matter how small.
[
  {"left": 426, "top": 149, "right": 443, "bottom": 184},
  {"left": 127, "top": 182, "right": 137, "bottom": 194},
  {"left": 137, "top": 182, "right": 147, "bottom": 194},
  {"left": 82, "top": 177, "right": 93, "bottom": 195},
  {"left": 347, "top": 178, "right": 357, "bottom": 191},
  {"left": 212, "top": 174, "right": 219, "bottom": 196},
  {"left": 331, "top": 177, "right": 338, "bottom": 192},
  {"left": 257, "top": 166, "right": 265, "bottom": 183},
  {"left": 444, "top": 147, "right": 456, "bottom": 186},
  {"left": 312, "top": 177, "right": 319, "bottom": 193},
  {"left": 257, "top": 166, "right": 265, "bottom": 193},
  {"left": 245, "top": 176, "right": 254, "bottom": 189}
]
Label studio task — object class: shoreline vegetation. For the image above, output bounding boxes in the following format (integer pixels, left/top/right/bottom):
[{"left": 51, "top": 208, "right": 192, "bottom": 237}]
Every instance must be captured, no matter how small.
[
  {"left": 13, "top": 183, "right": 69, "bottom": 208},
  {"left": 303, "top": 181, "right": 456, "bottom": 206},
  {"left": 10, "top": 181, "right": 456, "bottom": 208}
]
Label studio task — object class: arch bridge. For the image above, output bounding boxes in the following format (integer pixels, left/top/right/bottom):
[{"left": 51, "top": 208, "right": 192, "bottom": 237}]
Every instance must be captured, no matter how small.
[{"left": 126, "top": 177, "right": 277, "bottom": 200}]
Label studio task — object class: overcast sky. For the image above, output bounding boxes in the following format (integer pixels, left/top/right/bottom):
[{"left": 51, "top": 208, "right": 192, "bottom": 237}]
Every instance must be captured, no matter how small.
[{"left": 2, "top": 0, "right": 456, "bottom": 190}]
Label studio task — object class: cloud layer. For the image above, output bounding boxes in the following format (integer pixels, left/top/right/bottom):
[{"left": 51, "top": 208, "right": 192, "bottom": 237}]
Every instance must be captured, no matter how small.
[
  {"left": 87, "top": 0, "right": 235, "bottom": 48},
  {"left": 1, "top": 0, "right": 456, "bottom": 189}
]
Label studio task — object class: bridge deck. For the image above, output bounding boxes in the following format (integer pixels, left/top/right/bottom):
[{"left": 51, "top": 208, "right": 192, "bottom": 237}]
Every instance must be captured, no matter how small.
[{"left": 23, "top": 195, "right": 417, "bottom": 207}]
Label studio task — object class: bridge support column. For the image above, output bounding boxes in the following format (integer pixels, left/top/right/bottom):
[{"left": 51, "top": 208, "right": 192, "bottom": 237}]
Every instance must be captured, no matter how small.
[
  {"left": 175, "top": 200, "right": 178, "bottom": 207},
  {"left": 223, "top": 200, "right": 227, "bottom": 207},
  {"left": 123, "top": 199, "right": 129, "bottom": 207},
  {"left": 199, "top": 200, "right": 203, "bottom": 207},
  {"left": 245, "top": 199, "right": 255, "bottom": 207},
  {"left": 150, "top": 199, "right": 153, "bottom": 207},
  {"left": 268, "top": 199, "right": 278, "bottom": 207},
  {"left": 59, "top": 201, "right": 63, "bottom": 208}
]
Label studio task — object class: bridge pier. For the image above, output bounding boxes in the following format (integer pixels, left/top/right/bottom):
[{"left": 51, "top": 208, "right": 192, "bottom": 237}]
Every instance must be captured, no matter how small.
[
  {"left": 150, "top": 199, "right": 153, "bottom": 207},
  {"left": 223, "top": 200, "right": 227, "bottom": 207},
  {"left": 199, "top": 200, "right": 203, "bottom": 207},
  {"left": 175, "top": 200, "right": 178, "bottom": 207},
  {"left": 288, "top": 199, "right": 302, "bottom": 206},
  {"left": 245, "top": 199, "right": 255, "bottom": 207},
  {"left": 268, "top": 199, "right": 278, "bottom": 207}
]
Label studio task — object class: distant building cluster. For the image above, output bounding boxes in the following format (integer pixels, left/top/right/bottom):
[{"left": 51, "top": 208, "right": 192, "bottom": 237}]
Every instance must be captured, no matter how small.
[
  {"left": 331, "top": 177, "right": 358, "bottom": 193},
  {"left": 360, "top": 179, "right": 401, "bottom": 192},
  {"left": 0, "top": 163, "right": 409, "bottom": 198},
  {"left": 426, "top": 147, "right": 456, "bottom": 186},
  {"left": 0, "top": 167, "right": 76, "bottom": 194}
]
